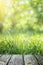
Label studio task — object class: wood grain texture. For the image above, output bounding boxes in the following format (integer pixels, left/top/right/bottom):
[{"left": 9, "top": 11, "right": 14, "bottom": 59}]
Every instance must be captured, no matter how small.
[
  {"left": 35, "top": 55, "right": 43, "bottom": 65},
  {"left": 0, "top": 55, "right": 11, "bottom": 65},
  {"left": 0, "top": 55, "right": 43, "bottom": 65},
  {"left": 8, "top": 55, "right": 23, "bottom": 65},
  {"left": 24, "top": 55, "right": 38, "bottom": 65}
]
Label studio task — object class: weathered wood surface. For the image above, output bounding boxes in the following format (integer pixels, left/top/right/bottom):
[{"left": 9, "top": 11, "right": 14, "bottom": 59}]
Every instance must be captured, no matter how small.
[
  {"left": 24, "top": 55, "right": 38, "bottom": 65},
  {"left": 8, "top": 55, "right": 23, "bottom": 65},
  {"left": 0, "top": 55, "right": 43, "bottom": 65},
  {"left": 34, "top": 55, "right": 43, "bottom": 65},
  {"left": 0, "top": 55, "right": 11, "bottom": 65}
]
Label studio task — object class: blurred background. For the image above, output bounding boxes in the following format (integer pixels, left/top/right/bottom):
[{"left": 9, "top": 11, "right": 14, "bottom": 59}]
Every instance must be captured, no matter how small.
[
  {"left": 0, "top": 0, "right": 43, "bottom": 54},
  {"left": 0, "top": 0, "right": 43, "bottom": 34}
]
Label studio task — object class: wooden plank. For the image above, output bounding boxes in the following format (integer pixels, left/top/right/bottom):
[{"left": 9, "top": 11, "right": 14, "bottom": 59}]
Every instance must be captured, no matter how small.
[
  {"left": 0, "top": 61, "right": 5, "bottom": 65},
  {"left": 8, "top": 55, "right": 23, "bottom": 65},
  {"left": 0, "top": 55, "right": 11, "bottom": 65},
  {"left": 24, "top": 55, "right": 38, "bottom": 65},
  {"left": 0, "top": 55, "right": 43, "bottom": 65},
  {"left": 35, "top": 55, "right": 43, "bottom": 65}
]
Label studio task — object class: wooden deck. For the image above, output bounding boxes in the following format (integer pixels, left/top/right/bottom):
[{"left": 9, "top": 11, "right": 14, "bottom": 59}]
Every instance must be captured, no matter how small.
[{"left": 0, "top": 55, "right": 43, "bottom": 65}]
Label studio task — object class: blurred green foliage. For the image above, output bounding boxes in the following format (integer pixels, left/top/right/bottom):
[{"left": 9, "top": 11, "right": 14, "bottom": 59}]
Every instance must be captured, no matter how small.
[
  {"left": 0, "top": 34, "right": 43, "bottom": 54},
  {"left": 0, "top": 0, "right": 43, "bottom": 32},
  {"left": 0, "top": 0, "right": 43, "bottom": 54}
]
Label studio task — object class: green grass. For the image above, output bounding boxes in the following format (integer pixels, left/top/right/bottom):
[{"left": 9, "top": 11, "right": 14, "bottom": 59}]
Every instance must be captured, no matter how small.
[{"left": 0, "top": 33, "right": 43, "bottom": 54}]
